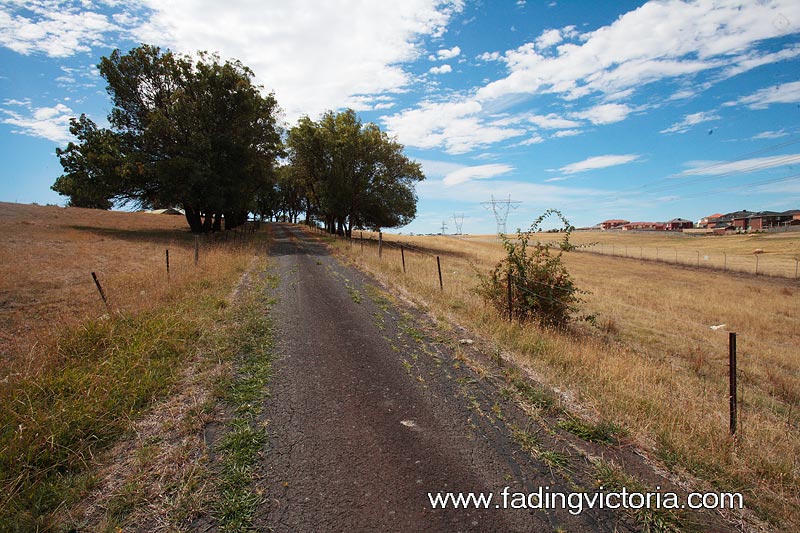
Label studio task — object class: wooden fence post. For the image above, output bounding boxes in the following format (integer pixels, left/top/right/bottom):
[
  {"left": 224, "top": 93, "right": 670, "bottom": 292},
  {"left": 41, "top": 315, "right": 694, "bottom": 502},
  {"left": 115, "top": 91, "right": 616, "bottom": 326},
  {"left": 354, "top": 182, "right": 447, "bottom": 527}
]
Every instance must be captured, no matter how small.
[
  {"left": 378, "top": 232, "right": 383, "bottom": 258},
  {"left": 91, "top": 272, "right": 110, "bottom": 312},
  {"left": 401, "top": 245, "right": 406, "bottom": 273},
  {"left": 436, "top": 256, "right": 443, "bottom": 290},
  {"left": 166, "top": 249, "right": 170, "bottom": 278},
  {"left": 194, "top": 236, "right": 200, "bottom": 265}
]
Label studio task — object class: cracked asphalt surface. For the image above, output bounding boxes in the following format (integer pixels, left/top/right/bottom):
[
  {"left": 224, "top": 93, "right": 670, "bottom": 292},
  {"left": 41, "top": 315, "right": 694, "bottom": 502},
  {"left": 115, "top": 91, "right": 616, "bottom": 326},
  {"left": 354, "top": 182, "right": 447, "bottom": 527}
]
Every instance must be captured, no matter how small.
[{"left": 254, "top": 224, "right": 637, "bottom": 532}]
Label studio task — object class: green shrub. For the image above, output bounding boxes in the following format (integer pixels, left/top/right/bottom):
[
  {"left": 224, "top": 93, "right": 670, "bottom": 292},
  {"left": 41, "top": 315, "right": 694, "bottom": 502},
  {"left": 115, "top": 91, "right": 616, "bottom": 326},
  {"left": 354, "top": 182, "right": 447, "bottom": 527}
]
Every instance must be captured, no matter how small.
[{"left": 478, "top": 209, "right": 588, "bottom": 328}]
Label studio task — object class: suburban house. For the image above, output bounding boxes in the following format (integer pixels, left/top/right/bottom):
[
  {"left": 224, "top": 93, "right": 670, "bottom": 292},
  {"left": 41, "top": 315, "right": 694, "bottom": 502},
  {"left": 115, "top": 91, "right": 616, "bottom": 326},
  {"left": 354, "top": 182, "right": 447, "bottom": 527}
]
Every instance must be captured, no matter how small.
[
  {"left": 698, "top": 213, "right": 723, "bottom": 227},
  {"left": 734, "top": 210, "right": 800, "bottom": 230},
  {"left": 665, "top": 218, "right": 694, "bottom": 230},
  {"left": 600, "top": 219, "right": 629, "bottom": 230},
  {"left": 622, "top": 221, "right": 666, "bottom": 231}
]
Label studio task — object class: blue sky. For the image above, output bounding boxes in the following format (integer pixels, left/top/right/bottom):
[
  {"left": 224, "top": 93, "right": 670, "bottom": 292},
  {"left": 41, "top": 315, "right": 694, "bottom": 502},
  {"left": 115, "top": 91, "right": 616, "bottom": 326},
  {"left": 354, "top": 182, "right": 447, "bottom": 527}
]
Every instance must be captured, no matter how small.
[{"left": 1, "top": 0, "right": 800, "bottom": 233}]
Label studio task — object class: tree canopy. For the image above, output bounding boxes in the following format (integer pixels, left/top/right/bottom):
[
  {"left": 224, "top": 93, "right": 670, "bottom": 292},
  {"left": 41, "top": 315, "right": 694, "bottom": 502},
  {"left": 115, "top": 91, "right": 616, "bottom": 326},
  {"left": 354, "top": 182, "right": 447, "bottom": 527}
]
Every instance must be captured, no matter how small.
[
  {"left": 287, "top": 109, "right": 424, "bottom": 235},
  {"left": 53, "top": 45, "right": 283, "bottom": 232}
]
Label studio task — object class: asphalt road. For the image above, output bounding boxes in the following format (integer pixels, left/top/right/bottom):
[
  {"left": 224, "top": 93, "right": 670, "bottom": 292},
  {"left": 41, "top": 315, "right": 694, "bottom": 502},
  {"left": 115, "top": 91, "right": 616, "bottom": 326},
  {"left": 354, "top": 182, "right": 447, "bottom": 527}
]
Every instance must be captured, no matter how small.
[{"left": 254, "top": 224, "right": 639, "bottom": 532}]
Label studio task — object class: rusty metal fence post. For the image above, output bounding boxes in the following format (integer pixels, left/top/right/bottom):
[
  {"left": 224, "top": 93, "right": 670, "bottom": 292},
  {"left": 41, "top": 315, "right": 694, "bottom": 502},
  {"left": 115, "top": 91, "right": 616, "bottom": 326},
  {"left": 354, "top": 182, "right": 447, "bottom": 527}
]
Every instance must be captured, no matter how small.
[{"left": 729, "top": 332, "right": 737, "bottom": 437}]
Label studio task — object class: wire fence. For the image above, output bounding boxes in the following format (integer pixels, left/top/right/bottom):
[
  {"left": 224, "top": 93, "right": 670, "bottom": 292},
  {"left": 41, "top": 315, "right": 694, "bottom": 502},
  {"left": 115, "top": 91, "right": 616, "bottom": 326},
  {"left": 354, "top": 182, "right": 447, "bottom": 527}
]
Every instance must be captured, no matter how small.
[
  {"left": 577, "top": 242, "right": 800, "bottom": 279},
  {"left": 310, "top": 224, "right": 799, "bottom": 439}
]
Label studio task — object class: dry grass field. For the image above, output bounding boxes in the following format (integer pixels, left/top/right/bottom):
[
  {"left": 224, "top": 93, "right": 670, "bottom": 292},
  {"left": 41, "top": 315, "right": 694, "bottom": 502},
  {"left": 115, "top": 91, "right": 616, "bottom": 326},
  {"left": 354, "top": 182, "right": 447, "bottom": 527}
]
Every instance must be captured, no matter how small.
[
  {"left": 0, "top": 202, "right": 265, "bottom": 528},
  {"left": 329, "top": 227, "right": 800, "bottom": 530},
  {"left": 503, "top": 229, "right": 800, "bottom": 278}
]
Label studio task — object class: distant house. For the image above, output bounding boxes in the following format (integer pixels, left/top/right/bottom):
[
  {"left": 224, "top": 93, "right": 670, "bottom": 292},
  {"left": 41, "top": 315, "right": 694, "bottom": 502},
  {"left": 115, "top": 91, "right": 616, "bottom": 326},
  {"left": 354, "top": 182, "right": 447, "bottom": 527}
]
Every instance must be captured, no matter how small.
[
  {"left": 599, "top": 219, "right": 629, "bottom": 230},
  {"left": 665, "top": 218, "right": 693, "bottom": 231},
  {"left": 741, "top": 210, "right": 800, "bottom": 230},
  {"left": 699, "top": 213, "right": 723, "bottom": 228},
  {"left": 622, "top": 221, "right": 666, "bottom": 231},
  {"left": 141, "top": 207, "right": 185, "bottom": 215}
]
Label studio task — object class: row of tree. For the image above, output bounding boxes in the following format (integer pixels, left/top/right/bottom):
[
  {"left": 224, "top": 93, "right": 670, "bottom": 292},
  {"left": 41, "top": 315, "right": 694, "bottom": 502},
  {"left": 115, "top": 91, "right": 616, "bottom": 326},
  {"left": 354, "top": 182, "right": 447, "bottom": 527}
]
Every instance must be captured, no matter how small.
[{"left": 53, "top": 45, "right": 424, "bottom": 234}]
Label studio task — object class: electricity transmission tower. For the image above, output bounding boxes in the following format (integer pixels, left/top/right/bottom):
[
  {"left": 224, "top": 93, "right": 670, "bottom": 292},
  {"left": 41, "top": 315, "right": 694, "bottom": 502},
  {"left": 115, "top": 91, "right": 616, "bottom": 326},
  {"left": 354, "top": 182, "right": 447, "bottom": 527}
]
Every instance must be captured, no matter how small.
[
  {"left": 481, "top": 194, "right": 521, "bottom": 234},
  {"left": 452, "top": 213, "right": 466, "bottom": 234},
  {"left": 440, "top": 219, "right": 448, "bottom": 234}
]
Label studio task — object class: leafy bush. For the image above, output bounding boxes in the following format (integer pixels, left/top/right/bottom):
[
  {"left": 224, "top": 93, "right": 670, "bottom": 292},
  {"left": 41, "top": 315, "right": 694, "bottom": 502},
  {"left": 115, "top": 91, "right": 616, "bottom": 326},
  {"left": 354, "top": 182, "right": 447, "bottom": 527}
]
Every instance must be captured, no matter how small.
[{"left": 478, "top": 209, "right": 588, "bottom": 328}]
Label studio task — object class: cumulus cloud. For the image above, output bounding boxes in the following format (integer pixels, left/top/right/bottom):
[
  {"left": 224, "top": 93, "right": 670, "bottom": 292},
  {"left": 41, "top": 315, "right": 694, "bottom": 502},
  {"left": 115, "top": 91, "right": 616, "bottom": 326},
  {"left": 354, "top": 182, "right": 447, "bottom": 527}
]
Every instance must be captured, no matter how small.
[
  {"left": 130, "top": 0, "right": 464, "bottom": 120},
  {"left": 391, "top": 1, "right": 800, "bottom": 155},
  {"left": 1, "top": 100, "right": 75, "bottom": 143},
  {"left": 570, "top": 103, "right": 632, "bottom": 125},
  {"left": 476, "top": 0, "right": 800, "bottom": 103},
  {"left": 660, "top": 111, "right": 720, "bottom": 134},
  {"left": 382, "top": 99, "right": 526, "bottom": 154},
  {"left": 0, "top": 1, "right": 124, "bottom": 57},
  {"left": 428, "top": 64, "right": 452, "bottom": 74},
  {"left": 750, "top": 129, "right": 788, "bottom": 140},
  {"left": 727, "top": 81, "right": 800, "bottom": 109},
  {"left": 559, "top": 154, "right": 640, "bottom": 174},
  {"left": 443, "top": 163, "right": 514, "bottom": 186},
  {"left": 551, "top": 129, "right": 581, "bottom": 138},
  {"left": 435, "top": 45, "right": 461, "bottom": 60}
]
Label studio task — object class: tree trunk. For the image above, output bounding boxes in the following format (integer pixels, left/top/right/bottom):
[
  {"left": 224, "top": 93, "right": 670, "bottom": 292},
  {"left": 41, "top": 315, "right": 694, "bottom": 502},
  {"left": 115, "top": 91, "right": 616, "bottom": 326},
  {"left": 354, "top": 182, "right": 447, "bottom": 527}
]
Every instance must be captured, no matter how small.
[{"left": 184, "top": 206, "right": 204, "bottom": 234}]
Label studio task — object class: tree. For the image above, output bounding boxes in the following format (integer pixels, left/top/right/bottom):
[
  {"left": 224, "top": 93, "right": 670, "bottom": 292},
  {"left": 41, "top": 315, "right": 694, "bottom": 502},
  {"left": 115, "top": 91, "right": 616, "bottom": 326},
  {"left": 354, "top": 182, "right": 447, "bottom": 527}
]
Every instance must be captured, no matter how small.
[
  {"left": 287, "top": 109, "right": 423, "bottom": 235},
  {"left": 52, "top": 115, "right": 120, "bottom": 209},
  {"left": 53, "top": 45, "right": 283, "bottom": 233}
]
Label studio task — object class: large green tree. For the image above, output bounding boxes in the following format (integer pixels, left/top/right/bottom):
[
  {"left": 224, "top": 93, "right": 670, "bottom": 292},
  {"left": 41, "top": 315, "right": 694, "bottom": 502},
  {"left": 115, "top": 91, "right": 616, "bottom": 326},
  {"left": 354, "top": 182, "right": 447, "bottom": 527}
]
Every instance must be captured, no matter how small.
[
  {"left": 287, "top": 109, "right": 423, "bottom": 235},
  {"left": 53, "top": 45, "right": 283, "bottom": 233}
]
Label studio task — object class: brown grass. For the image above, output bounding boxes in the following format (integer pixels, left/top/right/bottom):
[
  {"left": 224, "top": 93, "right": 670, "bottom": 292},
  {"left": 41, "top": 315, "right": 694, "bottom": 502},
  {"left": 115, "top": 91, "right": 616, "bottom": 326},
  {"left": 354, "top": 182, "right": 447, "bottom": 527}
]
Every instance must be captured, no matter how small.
[
  {"left": 0, "top": 201, "right": 266, "bottom": 529},
  {"left": 329, "top": 227, "right": 800, "bottom": 530},
  {"left": 0, "top": 201, "right": 254, "bottom": 379}
]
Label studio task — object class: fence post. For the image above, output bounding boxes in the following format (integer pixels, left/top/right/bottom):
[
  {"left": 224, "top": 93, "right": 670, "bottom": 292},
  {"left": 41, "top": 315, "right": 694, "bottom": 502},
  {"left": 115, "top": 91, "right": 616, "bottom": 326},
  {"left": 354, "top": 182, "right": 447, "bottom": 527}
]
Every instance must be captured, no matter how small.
[
  {"left": 729, "top": 332, "right": 737, "bottom": 437},
  {"left": 378, "top": 232, "right": 383, "bottom": 258},
  {"left": 194, "top": 235, "right": 200, "bottom": 265},
  {"left": 795, "top": 258, "right": 799, "bottom": 280},
  {"left": 400, "top": 245, "right": 406, "bottom": 273},
  {"left": 507, "top": 271, "right": 512, "bottom": 321},
  {"left": 166, "top": 249, "right": 170, "bottom": 278},
  {"left": 755, "top": 254, "right": 759, "bottom": 275},
  {"left": 91, "top": 272, "right": 111, "bottom": 312},
  {"left": 436, "top": 256, "right": 443, "bottom": 290}
]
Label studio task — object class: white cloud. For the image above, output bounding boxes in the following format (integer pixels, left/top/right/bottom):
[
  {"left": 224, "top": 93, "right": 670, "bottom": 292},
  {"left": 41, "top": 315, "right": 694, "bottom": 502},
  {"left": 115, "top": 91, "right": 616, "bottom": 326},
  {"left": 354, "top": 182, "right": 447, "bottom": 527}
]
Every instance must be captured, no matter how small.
[
  {"left": 131, "top": 0, "right": 464, "bottom": 121},
  {"left": 416, "top": 176, "right": 602, "bottom": 206},
  {"left": 681, "top": 154, "right": 800, "bottom": 176},
  {"left": 436, "top": 45, "right": 461, "bottom": 60},
  {"left": 0, "top": 1, "right": 122, "bottom": 57},
  {"left": 1, "top": 101, "right": 75, "bottom": 143},
  {"left": 559, "top": 154, "right": 640, "bottom": 174},
  {"left": 428, "top": 64, "right": 452, "bottom": 75},
  {"left": 751, "top": 129, "right": 789, "bottom": 140},
  {"left": 727, "top": 81, "right": 800, "bottom": 109},
  {"left": 382, "top": 99, "right": 526, "bottom": 154},
  {"left": 660, "top": 111, "right": 720, "bottom": 134},
  {"left": 527, "top": 113, "right": 580, "bottom": 129},
  {"left": 475, "top": 1, "right": 800, "bottom": 103},
  {"left": 570, "top": 103, "right": 632, "bottom": 125},
  {"left": 516, "top": 135, "right": 544, "bottom": 146},
  {"left": 535, "top": 29, "right": 562, "bottom": 50},
  {"left": 443, "top": 163, "right": 514, "bottom": 186},
  {"left": 551, "top": 129, "right": 581, "bottom": 138}
]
